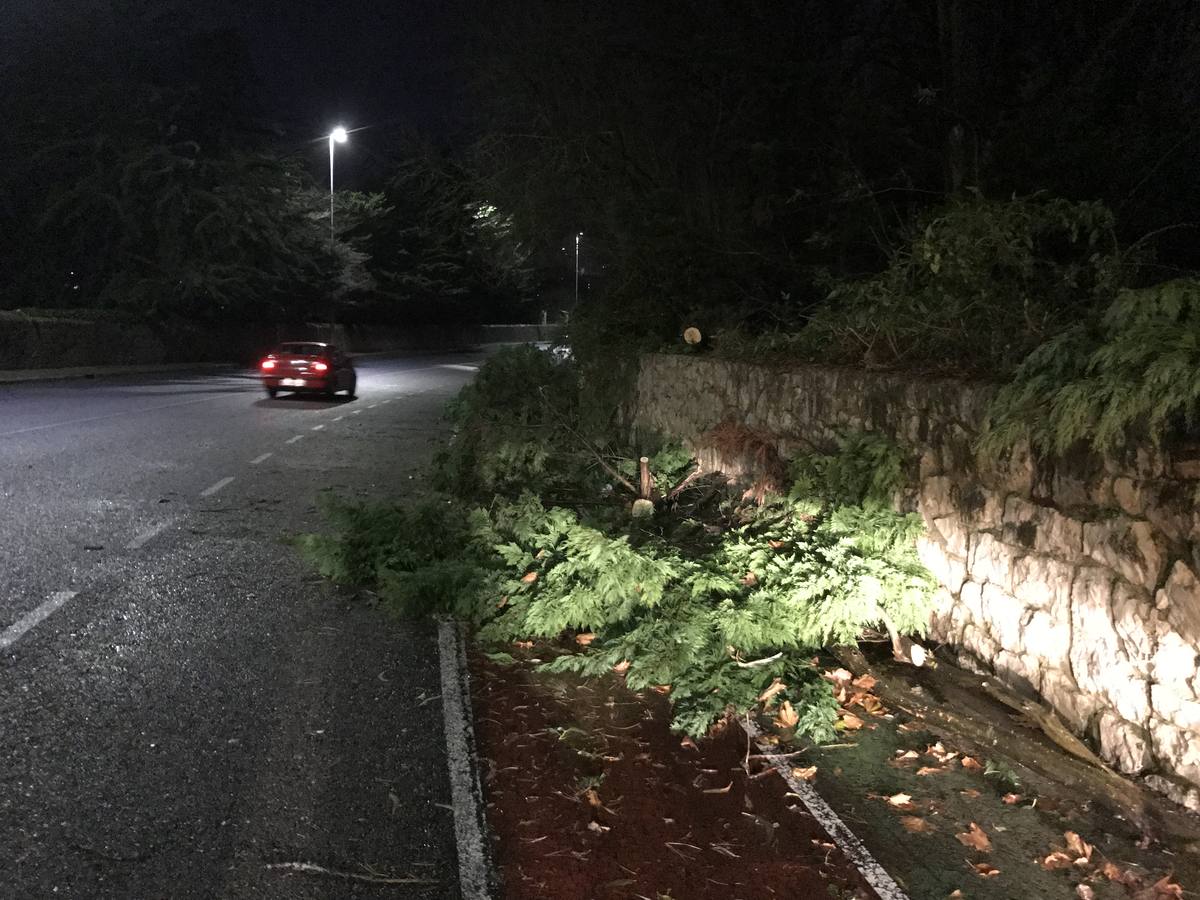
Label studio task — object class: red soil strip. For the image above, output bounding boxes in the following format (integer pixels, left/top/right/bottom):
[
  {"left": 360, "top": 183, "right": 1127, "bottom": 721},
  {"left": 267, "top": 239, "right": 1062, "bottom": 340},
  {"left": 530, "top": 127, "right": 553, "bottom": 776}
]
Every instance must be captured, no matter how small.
[{"left": 470, "top": 653, "right": 875, "bottom": 899}]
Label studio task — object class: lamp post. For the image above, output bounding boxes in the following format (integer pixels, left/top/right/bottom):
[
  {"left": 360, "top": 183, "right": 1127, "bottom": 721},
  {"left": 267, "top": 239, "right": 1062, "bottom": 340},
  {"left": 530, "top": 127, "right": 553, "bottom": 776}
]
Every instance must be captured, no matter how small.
[
  {"left": 328, "top": 126, "right": 348, "bottom": 246},
  {"left": 574, "top": 232, "right": 582, "bottom": 305},
  {"left": 327, "top": 127, "right": 348, "bottom": 337}
]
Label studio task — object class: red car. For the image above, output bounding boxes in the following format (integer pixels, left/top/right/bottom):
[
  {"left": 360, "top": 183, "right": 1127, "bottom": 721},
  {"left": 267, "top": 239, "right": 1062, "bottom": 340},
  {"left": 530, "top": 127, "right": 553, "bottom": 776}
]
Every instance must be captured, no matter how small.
[{"left": 259, "top": 342, "right": 357, "bottom": 399}]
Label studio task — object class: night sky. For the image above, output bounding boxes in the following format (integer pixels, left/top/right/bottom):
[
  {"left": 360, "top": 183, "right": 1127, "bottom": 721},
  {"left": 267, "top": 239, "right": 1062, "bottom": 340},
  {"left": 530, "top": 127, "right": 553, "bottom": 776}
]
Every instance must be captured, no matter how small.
[{"left": 3, "top": 0, "right": 468, "bottom": 176}]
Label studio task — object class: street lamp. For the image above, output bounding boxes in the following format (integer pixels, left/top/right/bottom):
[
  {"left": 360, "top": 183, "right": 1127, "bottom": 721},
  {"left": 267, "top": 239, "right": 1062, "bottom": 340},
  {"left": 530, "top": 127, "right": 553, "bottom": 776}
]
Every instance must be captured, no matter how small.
[
  {"left": 574, "top": 232, "right": 582, "bottom": 305},
  {"left": 328, "top": 126, "right": 349, "bottom": 336},
  {"left": 329, "top": 126, "right": 348, "bottom": 246}
]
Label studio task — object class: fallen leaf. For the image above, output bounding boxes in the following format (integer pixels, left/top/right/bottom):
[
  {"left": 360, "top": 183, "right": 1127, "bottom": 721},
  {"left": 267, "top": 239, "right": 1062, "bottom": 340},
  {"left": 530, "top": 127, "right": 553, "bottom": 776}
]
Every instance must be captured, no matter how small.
[
  {"left": 839, "top": 712, "right": 864, "bottom": 731},
  {"left": 895, "top": 750, "right": 920, "bottom": 761},
  {"left": 1132, "top": 875, "right": 1184, "bottom": 900},
  {"left": 852, "top": 673, "right": 878, "bottom": 691},
  {"left": 1002, "top": 793, "right": 1023, "bottom": 805},
  {"left": 823, "top": 668, "right": 854, "bottom": 689},
  {"left": 496, "top": 595, "right": 509, "bottom": 608},
  {"left": 587, "top": 820, "right": 610, "bottom": 834},
  {"left": 791, "top": 766, "right": 818, "bottom": 781},
  {"left": 583, "top": 788, "right": 602, "bottom": 808},
  {"left": 740, "top": 571, "right": 759, "bottom": 587},
  {"left": 701, "top": 782, "right": 733, "bottom": 794},
  {"left": 916, "top": 766, "right": 943, "bottom": 776},
  {"left": 961, "top": 756, "right": 984, "bottom": 772},
  {"left": 1076, "top": 885, "right": 1096, "bottom": 900},
  {"left": 897, "top": 721, "right": 923, "bottom": 733},
  {"left": 514, "top": 640, "right": 533, "bottom": 649},
  {"left": 612, "top": 660, "right": 631, "bottom": 674},
  {"left": 900, "top": 816, "right": 935, "bottom": 833},
  {"left": 574, "top": 632, "right": 596, "bottom": 646},
  {"left": 859, "top": 695, "right": 886, "bottom": 716},
  {"left": 758, "top": 678, "right": 787, "bottom": 704},
  {"left": 887, "top": 792, "right": 914, "bottom": 809},
  {"left": 650, "top": 684, "right": 672, "bottom": 694},
  {"left": 949, "top": 892, "right": 964, "bottom": 898},
  {"left": 959, "top": 788, "right": 982, "bottom": 799},
  {"left": 521, "top": 571, "right": 538, "bottom": 584},
  {"left": 774, "top": 701, "right": 800, "bottom": 730},
  {"left": 970, "top": 862, "right": 1000, "bottom": 877},
  {"left": 1100, "top": 861, "right": 1141, "bottom": 887},
  {"left": 956, "top": 822, "right": 991, "bottom": 852},
  {"left": 768, "top": 539, "right": 785, "bottom": 550},
  {"left": 680, "top": 735, "right": 698, "bottom": 752},
  {"left": 1042, "top": 851, "right": 1075, "bottom": 871},
  {"left": 1064, "top": 831, "right": 1093, "bottom": 863}
]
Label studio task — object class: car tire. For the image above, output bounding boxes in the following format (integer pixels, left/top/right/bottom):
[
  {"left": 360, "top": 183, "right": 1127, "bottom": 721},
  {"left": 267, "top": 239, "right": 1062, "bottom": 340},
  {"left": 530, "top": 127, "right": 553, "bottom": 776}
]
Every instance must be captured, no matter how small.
[
  {"left": 266, "top": 387, "right": 278, "bottom": 399},
  {"left": 346, "top": 376, "right": 357, "bottom": 399}
]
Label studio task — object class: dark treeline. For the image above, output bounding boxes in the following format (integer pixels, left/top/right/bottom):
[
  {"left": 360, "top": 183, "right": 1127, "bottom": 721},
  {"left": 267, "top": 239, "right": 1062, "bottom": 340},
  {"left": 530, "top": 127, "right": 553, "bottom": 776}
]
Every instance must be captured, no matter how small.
[
  {"left": 461, "top": 0, "right": 1200, "bottom": 347},
  {"left": 4, "top": 1, "right": 1200, "bottom": 349}
]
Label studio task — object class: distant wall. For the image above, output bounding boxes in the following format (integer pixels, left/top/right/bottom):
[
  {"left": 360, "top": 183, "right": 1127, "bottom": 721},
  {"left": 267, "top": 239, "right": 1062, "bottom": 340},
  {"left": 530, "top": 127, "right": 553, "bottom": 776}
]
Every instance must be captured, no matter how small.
[
  {"left": 0, "top": 311, "right": 507, "bottom": 371},
  {"left": 631, "top": 353, "right": 1200, "bottom": 808}
]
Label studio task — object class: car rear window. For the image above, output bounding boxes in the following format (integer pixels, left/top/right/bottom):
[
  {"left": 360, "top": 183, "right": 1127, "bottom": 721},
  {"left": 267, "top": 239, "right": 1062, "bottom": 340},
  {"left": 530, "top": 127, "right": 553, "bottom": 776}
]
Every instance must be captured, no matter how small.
[{"left": 277, "top": 343, "right": 328, "bottom": 356}]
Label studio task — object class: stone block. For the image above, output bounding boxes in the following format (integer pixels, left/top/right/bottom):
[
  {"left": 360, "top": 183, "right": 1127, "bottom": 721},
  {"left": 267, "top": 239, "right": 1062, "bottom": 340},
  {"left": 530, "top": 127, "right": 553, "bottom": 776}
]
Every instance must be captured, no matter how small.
[
  {"left": 983, "top": 586, "right": 1026, "bottom": 653},
  {"left": 1111, "top": 581, "right": 1155, "bottom": 666},
  {"left": 1144, "top": 774, "right": 1200, "bottom": 812},
  {"left": 1022, "top": 608, "right": 1071, "bottom": 667},
  {"left": 959, "top": 580, "right": 984, "bottom": 623},
  {"left": 1150, "top": 720, "right": 1200, "bottom": 787},
  {"left": 931, "top": 515, "right": 970, "bottom": 559},
  {"left": 1098, "top": 712, "right": 1152, "bottom": 774},
  {"left": 1011, "top": 554, "right": 1076, "bottom": 613},
  {"left": 1151, "top": 630, "right": 1199, "bottom": 701},
  {"left": 919, "top": 476, "right": 958, "bottom": 520},
  {"left": 1156, "top": 561, "right": 1200, "bottom": 646},
  {"left": 917, "top": 535, "right": 967, "bottom": 595},
  {"left": 1112, "top": 477, "right": 1147, "bottom": 517},
  {"left": 994, "top": 649, "right": 1040, "bottom": 695},
  {"left": 1083, "top": 516, "right": 1167, "bottom": 593},
  {"left": 1041, "top": 668, "right": 1100, "bottom": 733},
  {"left": 969, "top": 531, "right": 1021, "bottom": 593}
]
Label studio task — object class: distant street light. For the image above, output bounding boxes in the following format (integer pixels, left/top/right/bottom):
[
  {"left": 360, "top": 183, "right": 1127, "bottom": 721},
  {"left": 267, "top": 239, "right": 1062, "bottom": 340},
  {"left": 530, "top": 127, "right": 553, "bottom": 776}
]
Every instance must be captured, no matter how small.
[
  {"left": 329, "top": 126, "right": 348, "bottom": 246},
  {"left": 328, "top": 126, "right": 349, "bottom": 335},
  {"left": 574, "top": 232, "right": 582, "bottom": 305}
]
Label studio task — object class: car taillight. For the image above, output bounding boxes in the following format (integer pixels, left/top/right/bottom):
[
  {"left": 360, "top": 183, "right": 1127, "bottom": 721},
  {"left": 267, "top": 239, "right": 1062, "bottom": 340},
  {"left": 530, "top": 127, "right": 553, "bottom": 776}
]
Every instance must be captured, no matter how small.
[
  {"left": 261, "top": 359, "right": 276, "bottom": 370},
  {"left": 313, "top": 361, "right": 329, "bottom": 372}
]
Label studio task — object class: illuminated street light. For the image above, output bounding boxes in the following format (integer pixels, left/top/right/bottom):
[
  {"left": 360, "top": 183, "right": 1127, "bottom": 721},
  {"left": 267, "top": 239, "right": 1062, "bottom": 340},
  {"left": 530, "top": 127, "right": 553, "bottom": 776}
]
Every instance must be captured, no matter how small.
[
  {"left": 329, "top": 126, "right": 349, "bottom": 246},
  {"left": 328, "top": 126, "right": 349, "bottom": 335}
]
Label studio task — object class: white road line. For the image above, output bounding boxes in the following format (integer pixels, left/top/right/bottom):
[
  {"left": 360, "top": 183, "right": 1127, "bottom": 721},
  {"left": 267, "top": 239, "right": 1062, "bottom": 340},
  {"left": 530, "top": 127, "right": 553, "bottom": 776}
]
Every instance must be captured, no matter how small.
[
  {"left": 743, "top": 719, "right": 910, "bottom": 899},
  {"left": 285, "top": 434, "right": 304, "bottom": 444},
  {"left": 437, "top": 618, "right": 495, "bottom": 899},
  {"left": 311, "top": 424, "right": 325, "bottom": 431},
  {"left": 367, "top": 404, "right": 379, "bottom": 409},
  {"left": 439, "top": 364, "right": 480, "bottom": 372},
  {"left": 0, "top": 591, "right": 78, "bottom": 650},
  {"left": 333, "top": 416, "right": 345, "bottom": 422},
  {"left": 250, "top": 452, "right": 273, "bottom": 465},
  {"left": 126, "top": 521, "right": 171, "bottom": 550},
  {"left": 200, "top": 476, "right": 234, "bottom": 498},
  {"left": 379, "top": 399, "right": 391, "bottom": 404},
  {"left": 0, "top": 395, "right": 234, "bottom": 440},
  {"left": 351, "top": 410, "right": 363, "bottom": 416}
]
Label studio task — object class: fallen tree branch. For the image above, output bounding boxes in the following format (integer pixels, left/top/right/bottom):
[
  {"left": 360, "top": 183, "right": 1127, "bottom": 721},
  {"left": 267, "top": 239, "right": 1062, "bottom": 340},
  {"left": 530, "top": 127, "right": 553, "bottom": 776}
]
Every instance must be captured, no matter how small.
[
  {"left": 265, "top": 861, "right": 439, "bottom": 886},
  {"left": 828, "top": 646, "right": 1200, "bottom": 844}
]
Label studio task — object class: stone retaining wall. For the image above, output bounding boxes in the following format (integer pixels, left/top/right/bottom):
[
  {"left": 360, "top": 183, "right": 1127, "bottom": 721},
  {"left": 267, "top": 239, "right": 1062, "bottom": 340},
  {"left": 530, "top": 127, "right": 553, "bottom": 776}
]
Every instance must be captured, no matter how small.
[{"left": 631, "top": 353, "right": 1200, "bottom": 806}]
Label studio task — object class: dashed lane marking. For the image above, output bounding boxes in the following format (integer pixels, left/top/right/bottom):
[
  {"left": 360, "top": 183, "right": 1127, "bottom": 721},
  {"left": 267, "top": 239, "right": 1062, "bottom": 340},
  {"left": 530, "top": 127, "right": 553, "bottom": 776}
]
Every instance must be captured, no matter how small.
[
  {"left": 311, "top": 424, "right": 325, "bottom": 431},
  {"left": 333, "top": 416, "right": 345, "bottom": 422},
  {"left": 0, "top": 591, "right": 78, "bottom": 651},
  {"left": 285, "top": 435, "right": 304, "bottom": 444},
  {"left": 367, "top": 404, "right": 379, "bottom": 409},
  {"left": 126, "top": 521, "right": 171, "bottom": 550},
  {"left": 351, "top": 410, "right": 363, "bottom": 416},
  {"left": 250, "top": 452, "right": 273, "bottom": 465},
  {"left": 200, "top": 476, "right": 234, "bottom": 497}
]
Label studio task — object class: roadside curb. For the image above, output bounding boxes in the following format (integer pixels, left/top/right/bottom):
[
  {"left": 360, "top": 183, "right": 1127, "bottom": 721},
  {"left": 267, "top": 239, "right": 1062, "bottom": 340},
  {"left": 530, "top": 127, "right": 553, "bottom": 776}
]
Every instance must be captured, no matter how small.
[
  {"left": 744, "top": 718, "right": 911, "bottom": 900},
  {"left": 0, "top": 362, "right": 236, "bottom": 384},
  {"left": 436, "top": 617, "right": 498, "bottom": 900}
]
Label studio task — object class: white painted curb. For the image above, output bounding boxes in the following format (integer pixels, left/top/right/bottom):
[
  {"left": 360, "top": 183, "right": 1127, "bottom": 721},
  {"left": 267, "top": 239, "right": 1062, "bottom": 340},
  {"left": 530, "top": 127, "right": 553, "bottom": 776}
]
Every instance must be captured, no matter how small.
[
  {"left": 437, "top": 617, "right": 496, "bottom": 900},
  {"left": 744, "top": 719, "right": 910, "bottom": 900}
]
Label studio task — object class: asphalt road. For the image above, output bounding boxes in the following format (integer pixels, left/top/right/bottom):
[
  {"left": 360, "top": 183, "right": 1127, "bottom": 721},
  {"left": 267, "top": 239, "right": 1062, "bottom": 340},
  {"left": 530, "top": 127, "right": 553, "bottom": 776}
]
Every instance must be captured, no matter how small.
[{"left": 0, "top": 353, "right": 484, "bottom": 899}]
